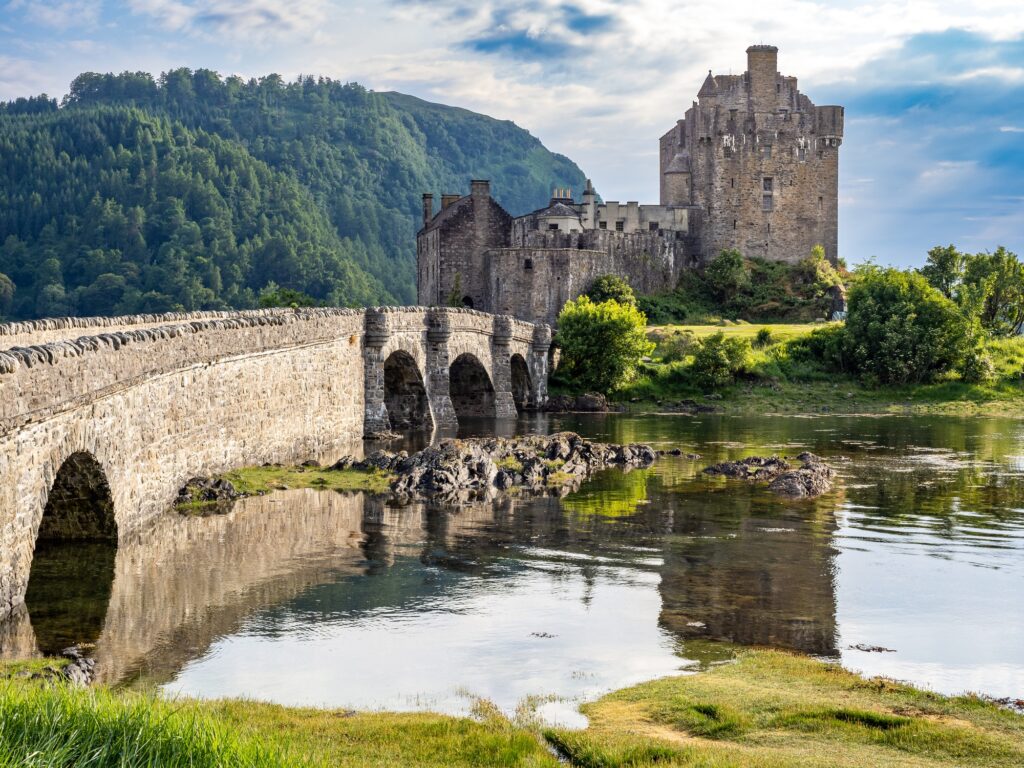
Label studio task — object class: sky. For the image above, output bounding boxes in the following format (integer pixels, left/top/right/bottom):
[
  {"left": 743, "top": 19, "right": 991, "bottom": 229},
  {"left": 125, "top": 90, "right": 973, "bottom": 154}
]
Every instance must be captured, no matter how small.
[{"left": 1, "top": 0, "right": 1022, "bottom": 267}]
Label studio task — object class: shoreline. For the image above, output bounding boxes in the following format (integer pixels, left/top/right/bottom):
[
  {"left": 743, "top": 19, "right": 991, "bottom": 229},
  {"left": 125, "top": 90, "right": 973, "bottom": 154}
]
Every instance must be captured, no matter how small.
[{"left": 2, "top": 650, "right": 1021, "bottom": 766}]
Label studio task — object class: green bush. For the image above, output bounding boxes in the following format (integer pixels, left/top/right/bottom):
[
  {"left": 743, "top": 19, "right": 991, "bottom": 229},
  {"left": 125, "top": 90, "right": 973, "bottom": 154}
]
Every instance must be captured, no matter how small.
[
  {"left": 555, "top": 296, "right": 654, "bottom": 394},
  {"left": 958, "top": 348, "right": 995, "bottom": 383},
  {"left": 786, "top": 324, "right": 850, "bottom": 372},
  {"left": 690, "top": 332, "right": 749, "bottom": 390},
  {"left": 658, "top": 330, "right": 697, "bottom": 362},
  {"left": 586, "top": 275, "right": 636, "bottom": 307},
  {"left": 754, "top": 328, "right": 774, "bottom": 348},
  {"left": 845, "top": 268, "right": 972, "bottom": 384},
  {"left": 705, "top": 249, "right": 749, "bottom": 300}
]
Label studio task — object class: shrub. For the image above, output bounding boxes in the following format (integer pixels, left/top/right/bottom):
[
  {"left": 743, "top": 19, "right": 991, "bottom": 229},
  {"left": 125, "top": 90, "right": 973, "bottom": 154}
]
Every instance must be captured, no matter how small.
[
  {"left": 704, "top": 249, "right": 749, "bottom": 300},
  {"left": 959, "top": 348, "right": 995, "bottom": 383},
  {"left": 754, "top": 327, "right": 774, "bottom": 348},
  {"left": 586, "top": 274, "right": 636, "bottom": 307},
  {"left": 787, "top": 324, "right": 850, "bottom": 372},
  {"left": 690, "top": 332, "right": 749, "bottom": 390},
  {"left": 845, "top": 268, "right": 972, "bottom": 384},
  {"left": 659, "top": 331, "right": 697, "bottom": 362},
  {"left": 556, "top": 296, "right": 655, "bottom": 394}
]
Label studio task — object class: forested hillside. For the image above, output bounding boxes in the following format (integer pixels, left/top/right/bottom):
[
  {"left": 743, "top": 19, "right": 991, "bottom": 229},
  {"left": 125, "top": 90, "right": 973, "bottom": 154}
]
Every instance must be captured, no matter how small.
[{"left": 0, "top": 70, "right": 586, "bottom": 320}]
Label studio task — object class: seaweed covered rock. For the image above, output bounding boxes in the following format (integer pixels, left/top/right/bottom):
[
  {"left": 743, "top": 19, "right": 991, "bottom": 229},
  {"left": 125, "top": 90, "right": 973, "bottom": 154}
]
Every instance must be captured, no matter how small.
[
  {"left": 703, "top": 452, "right": 835, "bottom": 498},
  {"left": 364, "top": 432, "right": 656, "bottom": 502}
]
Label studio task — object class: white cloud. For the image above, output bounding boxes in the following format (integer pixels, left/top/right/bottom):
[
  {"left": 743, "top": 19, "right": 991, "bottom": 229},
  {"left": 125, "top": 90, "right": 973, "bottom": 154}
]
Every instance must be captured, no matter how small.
[
  {"left": 125, "top": 0, "right": 328, "bottom": 41},
  {"left": 7, "top": 0, "right": 101, "bottom": 30},
  {"left": 999, "top": 125, "right": 1024, "bottom": 133}
]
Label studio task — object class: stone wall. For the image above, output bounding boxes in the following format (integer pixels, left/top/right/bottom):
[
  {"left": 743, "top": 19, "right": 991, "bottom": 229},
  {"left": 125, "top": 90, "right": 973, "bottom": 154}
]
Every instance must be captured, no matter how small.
[{"left": 0, "top": 306, "right": 550, "bottom": 620}]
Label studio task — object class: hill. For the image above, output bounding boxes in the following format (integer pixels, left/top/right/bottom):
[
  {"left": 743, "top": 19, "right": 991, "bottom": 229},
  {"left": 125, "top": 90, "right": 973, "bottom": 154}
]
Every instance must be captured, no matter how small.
[{"left": 0, "top": 70, "right": 586, "bottom": 320}]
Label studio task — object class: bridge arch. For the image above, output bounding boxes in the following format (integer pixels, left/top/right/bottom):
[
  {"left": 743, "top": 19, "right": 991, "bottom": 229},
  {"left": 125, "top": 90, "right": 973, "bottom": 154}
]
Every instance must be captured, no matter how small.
[
  {"left": 449, "top": 353, "right": 496, "bottom": 419},
  {"left": 510, "top": 354, "right": 533, "bottom": 412},
  {"left": 383, "top": 350, "right": 432, "bottom": 431},
  {"left": 23, "top": 449, "right": 119, "bottom": 654}
]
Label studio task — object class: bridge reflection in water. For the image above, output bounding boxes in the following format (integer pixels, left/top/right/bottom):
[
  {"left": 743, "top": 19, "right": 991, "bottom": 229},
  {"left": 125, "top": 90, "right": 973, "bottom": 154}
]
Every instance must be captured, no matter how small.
[{"left": 1, "top": 461, "right": 841, "bottom": 696}]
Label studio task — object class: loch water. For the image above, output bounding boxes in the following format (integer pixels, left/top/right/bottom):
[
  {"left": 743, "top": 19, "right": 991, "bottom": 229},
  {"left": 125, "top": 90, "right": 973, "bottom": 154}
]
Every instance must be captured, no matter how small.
[{"left": 5, "top": 414, "right": 1024, "bottom": 722}]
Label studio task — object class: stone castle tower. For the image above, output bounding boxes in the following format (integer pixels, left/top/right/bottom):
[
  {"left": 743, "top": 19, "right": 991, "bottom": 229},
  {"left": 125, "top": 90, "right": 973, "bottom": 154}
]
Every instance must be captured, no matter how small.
[
  {"left": 417, "top": 45, "right": 843, "bottom": 325},
  {"left": 660, "top": 45, "right": 843, "bottom": 263}
]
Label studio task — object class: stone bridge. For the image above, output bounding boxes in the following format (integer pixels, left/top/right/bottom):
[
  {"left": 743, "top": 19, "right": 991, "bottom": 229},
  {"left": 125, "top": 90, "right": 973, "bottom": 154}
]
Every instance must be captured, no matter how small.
[{"left": 0, "top": 307, "right": 551, "bottom": 621}]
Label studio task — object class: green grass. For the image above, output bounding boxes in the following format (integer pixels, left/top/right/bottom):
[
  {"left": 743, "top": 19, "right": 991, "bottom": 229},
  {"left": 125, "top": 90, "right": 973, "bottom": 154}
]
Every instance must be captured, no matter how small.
[
  {"left": 176, "top": 465, "right": 395, "bottom": 511},
  {"left": 1, "top": 651, "right": 1020, "bottom": 767},
  {"left": 545, "top": 649, "right": 1024, "bottom": 767},
  {"left": 622, "top": 324, "right": 1024, "bottom": 416}
]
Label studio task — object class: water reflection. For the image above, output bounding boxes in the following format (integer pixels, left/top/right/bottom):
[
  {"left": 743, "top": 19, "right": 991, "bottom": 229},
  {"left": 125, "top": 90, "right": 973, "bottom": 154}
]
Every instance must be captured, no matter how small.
[{"left": 2, "top": 414, "right": 1022, "bottom": 710}]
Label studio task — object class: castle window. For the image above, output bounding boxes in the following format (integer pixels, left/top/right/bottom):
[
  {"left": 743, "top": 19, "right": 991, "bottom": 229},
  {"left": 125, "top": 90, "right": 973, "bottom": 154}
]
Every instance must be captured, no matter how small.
[
  {"left": 524, "top": 258, "right": 533, "bottom": 270},
  {"left": 599, "top": 221, "right": 607, "bottom": 230},
  {"left": 731, "top": 177, "right": 735, "bottom": 188},
  {"left": 762, "top": 195, "right": 774, "bottom": 211},
  {"left": 763, "top": 177, "right": 773, "bottom": 192},
  {"left": 818, "top": 196, "right": 823, "bottom": 212},
  {"left": 549, "top": 223, "right": 559, "bottom": 231},
  {"left": 733, "top": 219, "right": 737, "bottom": 230},
  {"left": 615, "top": 221, "right": 624, "bottom": 232},
  {"left": 649, "top": 221, "right": 660, "bottom": 231},
  {"left": 776, "top": 83, "right": 781, "bottom": 94},
  {"left": 798, "top": 147, "right": 807, "bottom": 161},
  {"left": 763, "top": 145, "right": 772, "bottom": 159}
]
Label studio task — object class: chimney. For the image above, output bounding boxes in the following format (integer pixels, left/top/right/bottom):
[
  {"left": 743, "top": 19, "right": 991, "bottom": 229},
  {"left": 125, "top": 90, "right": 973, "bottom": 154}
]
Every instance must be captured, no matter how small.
[
  {"left": 470, "top": 179, "right": 490, "bottom": 199},
  {"left": 441, "top": 194, "right": 460, "bottom": 210},
  {"left": 422, "top": 193, "right": 433, "bottom": 226}
]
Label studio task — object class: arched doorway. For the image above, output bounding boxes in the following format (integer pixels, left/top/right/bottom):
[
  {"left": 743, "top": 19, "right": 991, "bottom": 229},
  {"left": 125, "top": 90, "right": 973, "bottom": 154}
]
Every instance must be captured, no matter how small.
[
  {"left": 462, "top": 296, "right": 474, "bottom": 309},
  {"left": 510, "top": 354, "right": 533, "bottom": 412},
  {"left": 383, "top": 351, "right": 433, "bottom": 430},
  {"left": 449, "top": 353, "right": 496, "bottom": 419},
  {"left": 24, "top": 451, "right": 118, "bottom": 654}
]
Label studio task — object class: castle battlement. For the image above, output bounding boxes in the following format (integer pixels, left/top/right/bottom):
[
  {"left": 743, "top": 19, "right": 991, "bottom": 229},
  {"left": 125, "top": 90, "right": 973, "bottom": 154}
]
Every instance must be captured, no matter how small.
[{"left": 417, "top": 45, "right": 842, "bottom": 325}]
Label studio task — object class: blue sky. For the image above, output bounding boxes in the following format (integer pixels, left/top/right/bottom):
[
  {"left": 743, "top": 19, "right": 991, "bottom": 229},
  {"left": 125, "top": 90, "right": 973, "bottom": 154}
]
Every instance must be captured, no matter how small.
[{"left": 1, "top": 0, "right": 1022, "bottom": 267}]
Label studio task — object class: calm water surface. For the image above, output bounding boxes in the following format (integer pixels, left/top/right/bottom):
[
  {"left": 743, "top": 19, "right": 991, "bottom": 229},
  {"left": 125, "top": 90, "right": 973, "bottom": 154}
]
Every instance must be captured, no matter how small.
[{"left": 5, "top": 414, "right": 1024, "bottom": 721}]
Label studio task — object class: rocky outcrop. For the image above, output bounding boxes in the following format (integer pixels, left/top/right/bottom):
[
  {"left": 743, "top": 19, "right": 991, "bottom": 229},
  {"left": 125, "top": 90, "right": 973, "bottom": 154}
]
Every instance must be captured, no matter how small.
[
  {"left": 356, "top": 432, "right": 656, "bottom": 502},
  {"left": 703, "top": 452, "right": 835, "bottom": 498},
  {"left": 175, "top": 477, "right": 241, "bottom": 508}
]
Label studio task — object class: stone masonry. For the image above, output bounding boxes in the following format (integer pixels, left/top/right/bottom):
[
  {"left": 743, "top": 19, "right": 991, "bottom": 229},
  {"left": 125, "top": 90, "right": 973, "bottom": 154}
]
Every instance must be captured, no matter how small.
[
  {"left": 417, "top": 44, "right": 842, "bottom": 326},
  {"left": 0, "top": 306, "right": 550, "bottom": 621}
]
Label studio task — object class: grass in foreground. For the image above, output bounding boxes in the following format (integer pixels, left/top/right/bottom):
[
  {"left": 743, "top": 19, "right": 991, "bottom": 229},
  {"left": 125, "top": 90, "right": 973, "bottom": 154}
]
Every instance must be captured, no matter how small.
[
  {"left": 546, "top": 650, "right": 1024, "bottom": 767},
  {"left": 621, "top": 324, "right": 1024, "bottom": 415},
  {"left": 2, "top": 650, "right": 1021, "bottom": 767}
]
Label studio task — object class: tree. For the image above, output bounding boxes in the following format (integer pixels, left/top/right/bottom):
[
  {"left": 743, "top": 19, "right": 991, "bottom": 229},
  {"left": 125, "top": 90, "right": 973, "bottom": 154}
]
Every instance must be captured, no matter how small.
[
  {"left": 555, "top": 296, "right": 654, "bottom": 394},
  {"left": 704, "top": 249, "right": 749, "bottom": 300},
  {"left": 0, "top": 272, "right": 13, "bottom": 318},
  {"left": 960, "top": 247, "right": 1024, "bottom": 336},
  {"left": 844, "top": 267, "right": 972, "bottom": 384},
  {"left": 689, "top": 332, "right": 750, "bottom": 390},
  {"left": 919, "top": 244, "right": 964, "bottom": 300},
  {"left": 586, "top": 275, "right": 636, "bottom": 307},
  {"left": 258, "top": 282, "right": 318, "bottom": 308}
]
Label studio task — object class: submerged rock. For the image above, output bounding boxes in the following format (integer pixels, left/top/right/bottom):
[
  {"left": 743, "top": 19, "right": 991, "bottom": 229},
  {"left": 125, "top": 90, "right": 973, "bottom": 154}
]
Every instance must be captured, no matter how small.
[{"left": 703, "top": 452, "right": 835, "bottom": 498}]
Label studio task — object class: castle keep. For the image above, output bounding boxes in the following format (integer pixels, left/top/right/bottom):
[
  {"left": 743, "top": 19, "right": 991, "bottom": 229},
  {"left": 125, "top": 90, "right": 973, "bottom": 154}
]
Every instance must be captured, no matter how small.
[{"left": 418, "top": 45, "right": 843, "bottom": 326}]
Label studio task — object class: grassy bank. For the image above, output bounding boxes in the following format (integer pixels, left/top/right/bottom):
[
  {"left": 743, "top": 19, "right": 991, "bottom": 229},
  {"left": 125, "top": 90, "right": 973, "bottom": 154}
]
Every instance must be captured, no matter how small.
[
  {"left": 176, "top": 464, "right": 394, "bottom": 512},
  {"left": 2, "top": 650, "right": 1020, "bottom": 766},
  {"left": 219, "top": 465, "right": 394, "bottom": 496},
  {"left": 619, "top": 323, "right": 1024, "bottom": 415}
]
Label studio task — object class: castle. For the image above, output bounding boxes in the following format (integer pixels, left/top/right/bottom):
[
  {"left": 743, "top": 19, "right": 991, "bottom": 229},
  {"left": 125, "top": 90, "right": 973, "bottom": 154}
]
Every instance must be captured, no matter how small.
[{"left": 417, "top": 45, "right": 843, "bottom": 326}]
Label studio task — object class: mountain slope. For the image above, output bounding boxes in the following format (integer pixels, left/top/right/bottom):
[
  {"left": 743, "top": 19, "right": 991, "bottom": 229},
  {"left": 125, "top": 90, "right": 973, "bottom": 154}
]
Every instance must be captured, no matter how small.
[{"left": 0, "top": 70, "right": 587, "bottom": 320}]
